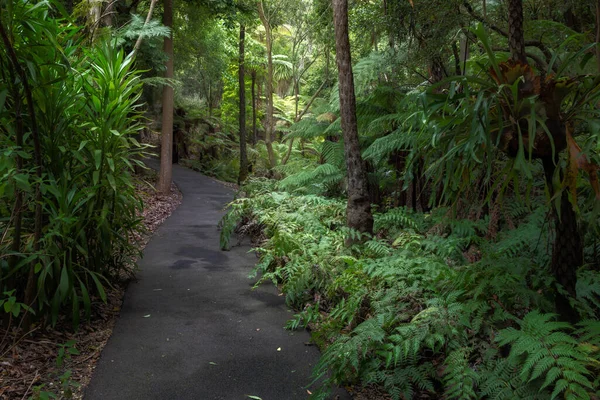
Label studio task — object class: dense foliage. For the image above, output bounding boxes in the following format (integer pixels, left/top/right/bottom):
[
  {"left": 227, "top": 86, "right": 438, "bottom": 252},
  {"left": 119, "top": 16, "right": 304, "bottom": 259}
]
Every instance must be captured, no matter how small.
[
  {"left": 221, "top": 180, "right": 600, "bottom": 399},
  {"left": 215, "top": 0, "right": 600, "bottom": 398},
  {"left": 2, "top": 0, "right": 600, "bottom": 397},
  {"left": 0, "top": 0, "right": 147, "bottom": 326}
]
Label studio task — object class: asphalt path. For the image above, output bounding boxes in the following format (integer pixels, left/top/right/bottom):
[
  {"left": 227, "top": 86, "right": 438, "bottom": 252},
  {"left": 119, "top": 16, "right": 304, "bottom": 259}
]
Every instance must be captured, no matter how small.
[{"left": 85, "top": 161, "right": 348, "bottom": 400}]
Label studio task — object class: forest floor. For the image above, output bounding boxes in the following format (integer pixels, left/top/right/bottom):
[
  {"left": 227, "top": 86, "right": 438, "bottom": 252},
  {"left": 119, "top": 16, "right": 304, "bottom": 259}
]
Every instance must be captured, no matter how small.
[{"left": 0, "top": 168, "right": 182, "bottom": 400}]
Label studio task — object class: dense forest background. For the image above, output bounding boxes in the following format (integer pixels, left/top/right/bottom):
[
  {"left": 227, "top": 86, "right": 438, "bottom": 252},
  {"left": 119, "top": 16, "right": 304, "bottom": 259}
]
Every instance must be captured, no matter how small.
[{"left": 2, "top": 0, "right": 600, "bottom": 398}]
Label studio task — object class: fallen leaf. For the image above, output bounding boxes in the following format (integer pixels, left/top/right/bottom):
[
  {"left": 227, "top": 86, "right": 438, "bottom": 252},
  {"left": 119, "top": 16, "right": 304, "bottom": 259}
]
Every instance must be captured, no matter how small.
[
  {"left": 143, "top": 314, "right": 151, "bottom": 318},
  {"left": 246, "top": 396, "right": 263, "bottom": 400},
  {"left": 277, "top": 347, "right": 281, "bottom": 352},
  {"left": 209, "top": 362, "right": 218, "bottom": 365}
]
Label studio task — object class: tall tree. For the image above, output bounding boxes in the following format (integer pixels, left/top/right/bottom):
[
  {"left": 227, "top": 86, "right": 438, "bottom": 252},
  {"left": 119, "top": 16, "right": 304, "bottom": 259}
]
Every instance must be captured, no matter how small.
[
  {"left": 238, "top": 24, "right": 249, "bottom": 184},
  {"left": 507, "top": 0, "right": 527, "bottom": 63},
  {"left": 332, "top": 0, "right": 373, "bottom": 239},
  {"left": 158, "top": 0, "right": 174, "bottom": 194},
  {"left": 257, "top": 0, "right": 277, "bottom": 169},
  {"left": 503, "top": 0, "right": 582, "bottom": 319}
]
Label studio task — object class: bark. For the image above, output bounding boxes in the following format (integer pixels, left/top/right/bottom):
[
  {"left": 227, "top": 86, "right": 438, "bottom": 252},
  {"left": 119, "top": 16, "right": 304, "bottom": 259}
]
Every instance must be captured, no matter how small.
[
  {"left": 507, "top": 0, "right": 527, "bottom": 63},
  {"left": 238, "top": 24, "right": 249, "bottom": 185},
  {"left": 332, "top": 0, "right": 374, "bottom": 239},
  {"left": 596, "top": 0, "right": 600, "bottom": 73},
  {"left": 258, "top": 1, "right": 277, "bottom": 169},
  {"left": 542, "top": 156, "right": 582, "bottom": 322},
  {"left": 251, "top": 70, "right": 257, "bottom": 145},
  {"left": 158, "top": 0, "right": 174, "bottom": 194},
  {"left": 452, "top": 42, "right": 462, "bottom": 76}
]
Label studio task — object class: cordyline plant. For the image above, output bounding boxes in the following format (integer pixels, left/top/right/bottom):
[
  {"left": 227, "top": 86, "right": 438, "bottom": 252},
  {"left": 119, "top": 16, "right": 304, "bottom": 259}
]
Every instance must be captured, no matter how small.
[{"left": 0, "top": 0, "right": 148, "bottom": 328}]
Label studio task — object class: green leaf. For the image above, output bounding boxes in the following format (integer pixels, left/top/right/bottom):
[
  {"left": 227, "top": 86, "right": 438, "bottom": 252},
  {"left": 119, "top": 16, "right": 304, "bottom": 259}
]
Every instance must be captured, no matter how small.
[
  {"left": 0, "top": 89, "right": 7, "bottom": 113},
  {"left": 94, "top": 150, "right": 102, "bottom": 170},
  {"left": 59, "top": 265, "right": 69, "bottom": 301},
  {"left": 78, "top": 140, "right": 89, "bottom": 151},
  {"left": 90, "top": 272, "right": 107, "bottom": 302},
  {"left": 107, "top": 173, "right": 116, "bottom": 191}
]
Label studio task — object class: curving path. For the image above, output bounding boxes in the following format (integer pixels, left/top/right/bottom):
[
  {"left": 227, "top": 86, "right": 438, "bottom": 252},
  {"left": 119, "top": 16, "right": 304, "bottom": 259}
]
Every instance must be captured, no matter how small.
[{"left": 85, "top": 161, "right": 347, "bottom": 400}]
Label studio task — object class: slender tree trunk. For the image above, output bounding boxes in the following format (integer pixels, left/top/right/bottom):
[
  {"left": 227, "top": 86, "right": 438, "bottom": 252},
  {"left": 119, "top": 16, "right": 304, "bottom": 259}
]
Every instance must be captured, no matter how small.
[
  {"left": 0, "top": 21, "right": 43, "bottom": 328},
  {"left": 332, "top": 0, "right": 374, "bottom": 239},
  {"left": 258, "top": 0, "right": 277, "bottom": 169},
  {"left": 131, "top": 0, "right": 158, "bottom": 58},
  {"left": 9, "top": 96, "right": 23, "bottom": 277},
  {"left": 596, "top": 0, "right": 600, "bottom": 72},
  {"left": 452, "top": 42, "right": 462, "bottom": 75},
  {"left": 507, "top": 0, "right": 527, "bottom": 63},
  {"left": 102, "top": 0, "right": 114, "bottom": 27},
  {"left": 238, "top": 24, "right": 249, "bottom": 185},
  {"left": 251, "top": 70, "right": 257, "bottom": 145},
  {"left": 158, "top": 0, "right": 174, "bottom": 194},
  {"left": 282, "top": 79, "right": 327, "bottom": 165}
]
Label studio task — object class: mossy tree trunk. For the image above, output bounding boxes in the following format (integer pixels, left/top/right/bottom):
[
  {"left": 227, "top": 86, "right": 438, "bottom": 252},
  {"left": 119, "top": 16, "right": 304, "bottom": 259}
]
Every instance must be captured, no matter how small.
[
  {"left": 158, "top": 0, "right": 174, "bottom": 194},
  {"left": 258, "top": 0, "right": 277, "bottom": 170},
  {"left": 332, "top": 0, "right": 374, "bottom": 241},
  {"left": 238, "top": 24, "right": 249, "bottom": 185}
]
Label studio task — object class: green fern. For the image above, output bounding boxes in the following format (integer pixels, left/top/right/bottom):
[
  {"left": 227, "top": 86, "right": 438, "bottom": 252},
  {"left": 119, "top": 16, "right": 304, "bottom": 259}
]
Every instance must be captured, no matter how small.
[
  {"left": 497, "top": 311, "right": 596, "bottom": 400},
  {"left": 443, "top": 349, "right": 479, "bottom": 400}
]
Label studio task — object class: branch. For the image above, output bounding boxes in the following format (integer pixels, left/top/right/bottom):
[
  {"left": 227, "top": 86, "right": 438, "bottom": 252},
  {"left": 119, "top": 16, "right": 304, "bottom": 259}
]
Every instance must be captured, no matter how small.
[
  {"left": 296, "top": 79, "right": 327, "bottom": 122},
  {"left": 130, "top": 0, "right": 159, "bottom": 59},
  {"left": 282, "top": 80, "right": 328, "bottom": 165}
]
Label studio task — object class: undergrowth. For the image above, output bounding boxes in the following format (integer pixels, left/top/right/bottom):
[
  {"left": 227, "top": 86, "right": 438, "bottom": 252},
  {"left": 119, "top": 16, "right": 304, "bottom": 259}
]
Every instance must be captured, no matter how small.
[{"left": 221, "top": 180, "right": 600, "bottom": 400}]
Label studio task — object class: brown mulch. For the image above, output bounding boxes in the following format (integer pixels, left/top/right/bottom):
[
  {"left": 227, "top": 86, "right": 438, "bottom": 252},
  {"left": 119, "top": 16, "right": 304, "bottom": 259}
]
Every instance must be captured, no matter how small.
[{"left": 0, "top": 171, "right": 182, "bottom": 400}]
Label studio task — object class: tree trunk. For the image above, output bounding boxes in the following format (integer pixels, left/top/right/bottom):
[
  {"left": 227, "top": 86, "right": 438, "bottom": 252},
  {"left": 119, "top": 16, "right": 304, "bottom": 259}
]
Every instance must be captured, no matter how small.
[
  {"left": 542, "top": 156, "right": 582, "bottom": 322},
  {"left": 238, "top": 24, "right": 249, "bottom": 185},
  {"left": 0, "top": 20, "right": 43, "bottom": 328},
  {"left": 596, "top": 0, "right": 600, "bottom": 72},
  {"left": 258, "top": 1, "right": 277, "bottom": 169},
  {"left": 158, "top": 0, "right": 174, "bottom": 194},
  {"left": 507, "top": 0, "right": 527, "bottom": 63},
  {"left": 332, "top": 0, "right": 374, "bottom": 240},
  {"left": 251, "top": 70, "right": 257, "bottom": 145},
  {"left": 131, "top": 0, "right": 158, "bottom": 58},
  {"left": 506, "top": 0, "right": 581, "bottom": 320}
]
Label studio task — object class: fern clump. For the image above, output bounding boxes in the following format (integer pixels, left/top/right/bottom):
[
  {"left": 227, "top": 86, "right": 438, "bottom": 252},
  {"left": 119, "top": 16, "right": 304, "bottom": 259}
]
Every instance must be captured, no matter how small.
[{"left": 219, "top": 181, "right": 600, "bottom": 399}]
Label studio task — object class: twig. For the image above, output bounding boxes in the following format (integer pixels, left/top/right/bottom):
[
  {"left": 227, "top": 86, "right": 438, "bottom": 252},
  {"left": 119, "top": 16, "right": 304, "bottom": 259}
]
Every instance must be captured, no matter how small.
[{"left": 21, "top": 370, "right": 39, "bottom": 400}]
